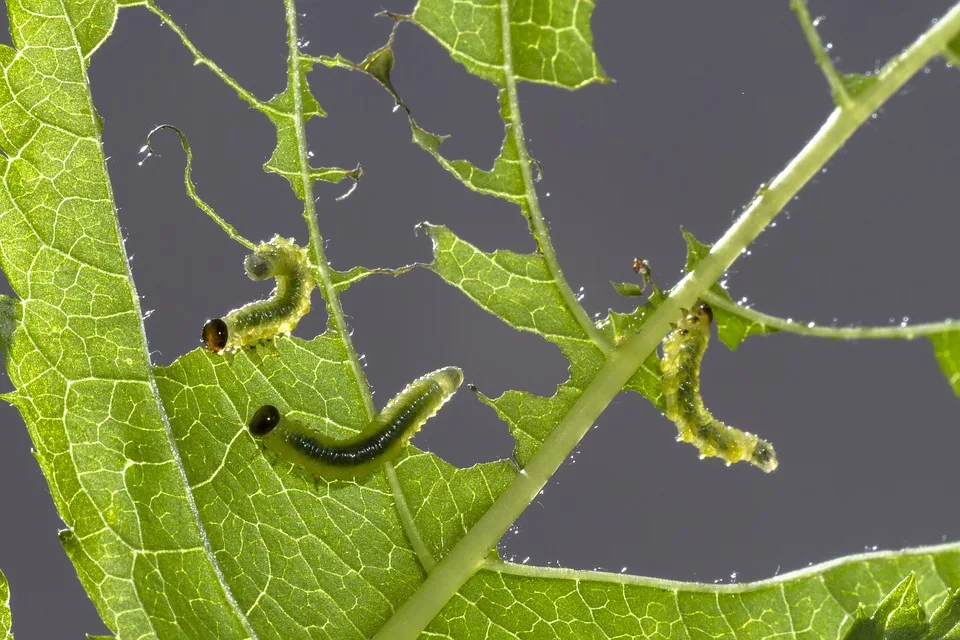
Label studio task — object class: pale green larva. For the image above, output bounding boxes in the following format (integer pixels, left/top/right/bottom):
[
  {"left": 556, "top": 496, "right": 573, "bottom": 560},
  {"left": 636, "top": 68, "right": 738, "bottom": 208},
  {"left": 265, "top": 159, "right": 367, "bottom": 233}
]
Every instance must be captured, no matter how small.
[
  {"left": 249, "top": 367, "right": 464, "bottom": 480},
  {"left": 203, "top": 236, "right": 314, "bottom": 353},
  {"left": 661, "top": 302, "right": 778, "bottom": 472}
]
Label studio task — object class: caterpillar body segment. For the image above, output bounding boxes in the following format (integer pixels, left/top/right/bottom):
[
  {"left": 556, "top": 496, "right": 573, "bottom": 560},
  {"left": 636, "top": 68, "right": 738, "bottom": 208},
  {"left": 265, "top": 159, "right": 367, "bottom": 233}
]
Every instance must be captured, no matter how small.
[
  {"left": 661, "top": 302, "right": 778, "bottom": 472},
  {"left": 202, "top": 236, "right": 314, "bottom": 353},
  {"left": 249, "top": 366, "right": 464, "bottom": 480}
]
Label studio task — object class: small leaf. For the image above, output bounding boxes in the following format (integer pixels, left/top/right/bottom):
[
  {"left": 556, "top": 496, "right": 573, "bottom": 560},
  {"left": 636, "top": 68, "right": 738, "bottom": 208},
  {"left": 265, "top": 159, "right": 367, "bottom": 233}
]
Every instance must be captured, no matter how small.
[
  {"left": 842, "top": 72, "right": 879, "bottom": 99},
  {"left": 611, "top": 281, "right": 644, "bottom": 297},
  {"left": 931, "top": 331, "right": 960, "bottom": 398},
  {"left": 842, "top": 573, "right": 928, "bottom": 639},
  {"left": 0, "top": 567, "right": 11, "bottom": 640},
  {"left": 944, "top": 33, "right": 960, "bottom": 67},
  {"left": 927, "top": 588, "right": 960, "bottom": 639},
  {"left": 681, "top": 228, "right": 780, "bottom": 349}
]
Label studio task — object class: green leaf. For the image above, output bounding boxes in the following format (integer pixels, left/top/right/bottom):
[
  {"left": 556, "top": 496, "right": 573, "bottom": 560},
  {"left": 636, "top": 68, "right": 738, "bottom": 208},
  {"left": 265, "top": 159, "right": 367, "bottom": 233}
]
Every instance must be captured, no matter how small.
[
  {"left": 330, "top": 0, "right": 608, "bottom": 213},
  {"left": 152, "top": 333, "right": 516, "bottom": 636},
  {"left": 0, "top": 1, "right": 258, "bottom": 635},
  {"left": 842, "top": 573, "right": 928, "bottom": 639},
  {"left": 682, "top": 228, "right": 781, "bottom": 350},
  {"left": 611, "top": 281, "right": 645, "bottom": 297},
  {"left": 841, "top": 573, "right": 960, "bottom": 640},
  {"left": 0, "top": 568, "right": 10, "bottom": 640},
  {"left": 927, "top": 588, "right": 960, "bottom": 639},
  {"left": 262, "top": 57, "right": 362, "bottom": 198},
  {"left": 932, "top": 331, "right": 960, "bottom": 398},
  {"left": 421, "top": 223, "right": 662, "bottom": 466},
  {"left": 423, "top": 545, "right": 960, "bottom": 639},
  {"left": 409, "top": 0, "right": 610, "bottom": 89},
  {"left": 4, "top": 2, "right": 959, "bottom": 638}
]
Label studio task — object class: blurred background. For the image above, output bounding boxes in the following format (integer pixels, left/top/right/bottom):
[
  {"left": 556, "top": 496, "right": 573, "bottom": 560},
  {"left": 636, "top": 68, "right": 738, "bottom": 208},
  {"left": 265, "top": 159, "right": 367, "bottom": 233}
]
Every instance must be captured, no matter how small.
[{"left": 1, "top": 1, "right": 958, "bottom": 636}]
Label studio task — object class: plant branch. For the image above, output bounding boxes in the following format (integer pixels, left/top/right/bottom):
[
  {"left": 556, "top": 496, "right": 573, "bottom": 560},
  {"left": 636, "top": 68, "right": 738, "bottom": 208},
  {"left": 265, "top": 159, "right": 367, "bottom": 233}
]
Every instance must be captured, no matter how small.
[
  {"left": 281, "top": 0, "right": 376, "bottom": 419},
  {"left": 790, "top": 0, "right": 852, "bottom": 108},
  {"left": 373, "top": 3, "right": 960, "bottom": 636},
  {"left": 497, "top": 0, "right": 609, "bottom": 351},
  {"left": 144, "top": 125, "right": 256, "bottom": 250},
  {"left": 703, "top": 290, "right": 958, "bottom": 340}
]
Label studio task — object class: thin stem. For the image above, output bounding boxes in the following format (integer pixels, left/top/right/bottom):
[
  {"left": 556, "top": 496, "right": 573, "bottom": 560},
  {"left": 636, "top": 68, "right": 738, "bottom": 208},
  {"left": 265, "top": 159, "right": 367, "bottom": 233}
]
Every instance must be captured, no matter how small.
[
  {"left": 703, "top": 291, "right": 958, "bottom": 341},
  {"left": 483, "top": 540, "right": 960, "bottom": 592},
  {"left": 142, "top": 1, "right": 276, "bottom": 115},
  {"left": 144, "top": 125, "right": 256, "bottom": 250},
  {"left": 497, "top": 0, "right": 609, "bottom": 351},
  {"left": 373, "top": 3, "right": 960, "bottom": 636},
  {"left": 281, "top": 0, "right": 375, "bottom": 420},
  {"left": 791, "top": 0, "right": 852, "bottom": 108}
]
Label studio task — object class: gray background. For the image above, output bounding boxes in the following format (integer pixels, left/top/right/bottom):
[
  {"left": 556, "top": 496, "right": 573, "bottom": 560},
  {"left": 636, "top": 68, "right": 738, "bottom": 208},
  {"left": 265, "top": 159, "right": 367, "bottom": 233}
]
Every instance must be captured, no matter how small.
[{"left": 1, "top": 1, "right": 958, "bottom": 636}]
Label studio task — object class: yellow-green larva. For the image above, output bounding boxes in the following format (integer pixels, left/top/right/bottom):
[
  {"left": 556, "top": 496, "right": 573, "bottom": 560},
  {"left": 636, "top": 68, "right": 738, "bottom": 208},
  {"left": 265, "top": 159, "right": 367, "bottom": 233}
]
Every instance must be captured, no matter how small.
[
  {"left": 203, "top": 236, "right": 314, "bottom": 353},
  {"left": 248, "top": 366, "right": 464, "bottom": 479},
  {"left": 661, "top": 302, "right": 778, "bottom": 472}
]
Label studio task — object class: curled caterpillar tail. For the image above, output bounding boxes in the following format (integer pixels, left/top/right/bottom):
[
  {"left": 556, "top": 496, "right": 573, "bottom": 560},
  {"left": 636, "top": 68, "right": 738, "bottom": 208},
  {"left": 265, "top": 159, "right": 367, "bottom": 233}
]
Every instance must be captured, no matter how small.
[
  {"left": 202, "top": 236, "right": 314, "bottom": 353},
  {"left": 661, "top": 302, "right": 778, "bottom": 472}
]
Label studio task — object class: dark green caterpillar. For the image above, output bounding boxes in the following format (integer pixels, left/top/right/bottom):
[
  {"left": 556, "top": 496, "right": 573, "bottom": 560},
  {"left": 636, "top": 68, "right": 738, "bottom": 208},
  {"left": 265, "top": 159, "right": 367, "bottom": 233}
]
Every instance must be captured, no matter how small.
[
  {"left": 661, "top": 302, "right": 778, "bottom": 472},
  {"left": 203, "top": 236, "right": 314, "bottom": 353},
  {"left": 249, "top": 366, "right": 464, "bottom": 479}
]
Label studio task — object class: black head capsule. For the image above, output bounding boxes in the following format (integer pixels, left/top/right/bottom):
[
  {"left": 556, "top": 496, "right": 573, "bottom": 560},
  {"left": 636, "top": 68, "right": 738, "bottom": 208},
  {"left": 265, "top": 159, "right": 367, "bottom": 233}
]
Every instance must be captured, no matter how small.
[
  {"left": 249, "top": 405, "right": 281, "bottom": 436},
  {"left": 202, "top": 318, "right": 229, "bottom": 352},
  {"left": 696, "top": 301, "right": 713, "bottom": 323}
]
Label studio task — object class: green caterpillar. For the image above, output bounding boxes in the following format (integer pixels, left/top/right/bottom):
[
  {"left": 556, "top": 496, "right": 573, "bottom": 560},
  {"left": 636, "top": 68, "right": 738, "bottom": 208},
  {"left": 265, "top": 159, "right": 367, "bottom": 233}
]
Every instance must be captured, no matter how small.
[
  {"left": 249, "top": 366, "right": 464, "bottom": 479},
  {"left": 203, "top": 236, "right": 314, "bottom": 353},
  {"left": 661, "top": 302, "right": 778, "bottom": 472}
]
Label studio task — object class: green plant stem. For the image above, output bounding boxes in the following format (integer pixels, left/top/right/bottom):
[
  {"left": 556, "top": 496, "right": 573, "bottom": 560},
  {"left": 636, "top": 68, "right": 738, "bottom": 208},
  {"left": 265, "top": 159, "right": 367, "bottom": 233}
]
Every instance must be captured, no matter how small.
[
  {"left": 142, "top": 1, "right": 275, "bottom": 115},
  {"left": 373, "top": 3, "right": 960, "bottom": 637},
  {"left": 282, "top": 0, "right": 375, "bottom": 419},
  {"left": 703, "top": 290, "right": 958, "bottom": 340},
  {"left": 790, "top": 0, "right": 851, "bottom": 108},
  {"left": 145, "top": 125, "right": 256, "bottom": 250},
  {"left": 497, "top": 0, "right": 608, "bottom": 351}
]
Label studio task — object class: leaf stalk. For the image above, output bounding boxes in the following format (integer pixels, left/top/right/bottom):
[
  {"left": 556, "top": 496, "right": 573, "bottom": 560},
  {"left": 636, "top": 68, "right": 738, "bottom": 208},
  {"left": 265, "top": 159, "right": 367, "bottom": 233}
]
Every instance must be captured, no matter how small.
[
  {"left": 790, "top": 0, "right": 852, "bottom": 108},
  {"left": 703, "top": 290, "right": 958, "bottom": 341}
]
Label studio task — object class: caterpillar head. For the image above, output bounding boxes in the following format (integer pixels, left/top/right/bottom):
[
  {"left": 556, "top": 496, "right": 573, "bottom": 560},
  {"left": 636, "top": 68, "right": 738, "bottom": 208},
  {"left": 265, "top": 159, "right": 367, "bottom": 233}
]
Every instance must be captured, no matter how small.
[
  {"left": 202, "top": 318, "right": 229, "bottom": 353},
  {"left": 751, "top": 440, "right": 779, "bottom": 472},
  {"left": 689, "top": 301, "right": 713, "bottom": 330},
  {"left": 249, "top": 405, "right": 281, "bottom": 436},
  {"left": 695, "top": 301, "right": 713, "bottom": 321},
  {"left": 244, "top": 253, "right": 276, "bottom": 280}
]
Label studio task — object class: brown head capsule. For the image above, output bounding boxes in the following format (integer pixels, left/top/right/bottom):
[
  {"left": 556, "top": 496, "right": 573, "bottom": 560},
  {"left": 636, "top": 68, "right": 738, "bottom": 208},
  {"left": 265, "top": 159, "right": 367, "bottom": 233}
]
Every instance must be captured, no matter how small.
[{"left": 202, "top": 318, "right": 229, "bottom": 353}]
